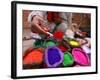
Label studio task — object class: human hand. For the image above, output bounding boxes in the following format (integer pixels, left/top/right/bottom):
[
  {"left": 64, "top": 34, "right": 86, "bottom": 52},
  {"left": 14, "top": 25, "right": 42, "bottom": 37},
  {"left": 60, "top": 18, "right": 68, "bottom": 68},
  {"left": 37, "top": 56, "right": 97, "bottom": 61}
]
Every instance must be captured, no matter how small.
[{"left": 31, "top": 16, "right": 50, "bottom": 35}]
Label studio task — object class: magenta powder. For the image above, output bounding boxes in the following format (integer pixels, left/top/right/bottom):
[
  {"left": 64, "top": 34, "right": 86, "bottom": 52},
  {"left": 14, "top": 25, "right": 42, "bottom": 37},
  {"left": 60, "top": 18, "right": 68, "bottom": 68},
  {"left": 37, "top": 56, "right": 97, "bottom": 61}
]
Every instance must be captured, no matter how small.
[{"left": 72, "top": 48, "right": 90, "bottom": 66}]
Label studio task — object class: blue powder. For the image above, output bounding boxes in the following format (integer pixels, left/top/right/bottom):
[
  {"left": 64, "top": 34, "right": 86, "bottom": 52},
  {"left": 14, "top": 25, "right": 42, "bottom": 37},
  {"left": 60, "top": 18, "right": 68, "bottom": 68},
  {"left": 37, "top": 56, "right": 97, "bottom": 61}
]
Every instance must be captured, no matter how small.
[{"left": 48, "top": 48, "right": 61, "bottom": 65}]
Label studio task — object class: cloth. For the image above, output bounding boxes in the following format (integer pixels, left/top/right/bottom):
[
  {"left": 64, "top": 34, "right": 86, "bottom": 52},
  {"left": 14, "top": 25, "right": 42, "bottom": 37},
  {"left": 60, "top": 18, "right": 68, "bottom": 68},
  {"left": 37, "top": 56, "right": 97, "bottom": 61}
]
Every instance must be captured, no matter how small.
[
  {"left": 49, "top": 22, "right": 68, "bottom": 33},
  {"left": 81, "top": 45, "right": 91, "bottom": 54},
  {"left": 31, "top": 32, "right": 41, "bottom": 39},
  {"left": 59, "top": 12, "right": 72, "bottom": 26},
  {"left": 28, "top": 11, "right": 49, "bottom": 37},
  {"left": 47, "top": 12, "right": 60, "bottom": 22},
  {"left": 65, "top": 29, "right": 74, "bottom": 39},
  {"left": 56, "top": 22, "right": 68, "bottom": 33},
  {"left": 47, "top": 12, "right": 70, "bottom": 33},
  {"left": 28, "top": 11, "right": 46, "bottom": 23}
]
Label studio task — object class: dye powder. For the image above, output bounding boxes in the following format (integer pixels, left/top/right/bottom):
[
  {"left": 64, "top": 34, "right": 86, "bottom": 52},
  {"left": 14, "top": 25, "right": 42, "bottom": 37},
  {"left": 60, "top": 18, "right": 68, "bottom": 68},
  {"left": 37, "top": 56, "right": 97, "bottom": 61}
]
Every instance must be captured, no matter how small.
[
  {"left": 72, "top": 48, "right": 90, "bottom": 65},
  {"left": 53, "top": 31, "right": 64, "bottom": 40},
  {"left": 63, "top": 52, "right": 74, "bottom": 66},
  {"left": 58, "top": 44, "right": 68, "bottom": 52},
  {"left": 23, "top": 49, "right": 43, "bottom": 65},
  {"left": 44, "top": 40, "right": 56, "bottom": 47},
  {"left": 48, "top": 48, "right": 61, "bottom": 65},
  {"left": 34, "top": 40, "right": 44, "bottom": 47},
  {"left": 69, "top": 40, "right": 79, "bottom": 47},
  {"left": 23, "top": 47, "right": 34, "bottom": 59},
  {"left": 45, "top": 47, "right": 63, "bottom": 67}
]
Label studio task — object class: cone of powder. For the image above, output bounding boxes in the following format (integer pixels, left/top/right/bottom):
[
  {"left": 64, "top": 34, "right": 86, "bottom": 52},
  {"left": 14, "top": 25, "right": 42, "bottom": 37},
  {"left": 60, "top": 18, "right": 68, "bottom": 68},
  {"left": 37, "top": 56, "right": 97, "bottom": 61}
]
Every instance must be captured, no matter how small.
[
  {"left": 69, "top": 40, "right": 80, "bottom": 47},
  {"left": 45, "top": 46, "right": 63, "bottom": 67},
  {"left": 43, "top": 40, "right": 57, "bottom": 47},
  {"left": 34, "top": 40, "right": 44, "bottom": 47},
  {"left": 23, "top": 48, "right": 44, "bottom": 65},
  {"left": 72, "top": 48, "right": 90, "bottom": 66},
  {"left": 63, "top": 52, "right": 74, "bottom": 66}
]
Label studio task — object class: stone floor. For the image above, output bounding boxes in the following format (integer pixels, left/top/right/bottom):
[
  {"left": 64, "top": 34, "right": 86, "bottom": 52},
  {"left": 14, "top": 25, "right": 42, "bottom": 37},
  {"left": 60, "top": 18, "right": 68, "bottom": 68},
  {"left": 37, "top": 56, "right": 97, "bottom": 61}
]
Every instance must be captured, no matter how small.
[{"left": 22, "top": 29, "right": 35, "bottom": 54}]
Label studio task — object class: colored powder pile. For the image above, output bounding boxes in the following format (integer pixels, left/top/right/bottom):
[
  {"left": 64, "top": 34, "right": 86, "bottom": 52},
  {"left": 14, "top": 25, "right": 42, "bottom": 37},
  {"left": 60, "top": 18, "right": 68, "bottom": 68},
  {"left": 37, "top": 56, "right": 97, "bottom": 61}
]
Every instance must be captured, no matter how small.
[
  {"left": 58, "top": 44, "right": 68, "bottom": 52},
  {"left": 45, "top": 41, "right": 56, "bottom": 47},
  {"left": 53, "top": 31, "right": 64, "bottom": 39},
  {"left": 23, "top": 49, "right": 43, "bottom": 65},
  {"left": 63, "top": 52, "right": 74, "bottom": 66},
  {"left": 23, "top": 48, "right": 33, "bottom": 55},
  {"left": 72, "top": 48, "right": 89, "bottom": 65},
  {"left": 48, "top": 48, "right": 61, "bottom": 65},
  {"left": 34, "top": 40, "right": 43, "bottom": 47},
  {"left": 69, "top": 40, "right": 79, "bottom": 46}
]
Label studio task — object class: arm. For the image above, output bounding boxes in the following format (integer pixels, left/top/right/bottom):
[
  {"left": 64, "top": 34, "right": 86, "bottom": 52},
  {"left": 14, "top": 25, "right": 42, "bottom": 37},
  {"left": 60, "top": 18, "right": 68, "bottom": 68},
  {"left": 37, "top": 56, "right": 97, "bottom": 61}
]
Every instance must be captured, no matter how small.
[{"left": 31, "top": 16, "right": 48, "bottom": 35}]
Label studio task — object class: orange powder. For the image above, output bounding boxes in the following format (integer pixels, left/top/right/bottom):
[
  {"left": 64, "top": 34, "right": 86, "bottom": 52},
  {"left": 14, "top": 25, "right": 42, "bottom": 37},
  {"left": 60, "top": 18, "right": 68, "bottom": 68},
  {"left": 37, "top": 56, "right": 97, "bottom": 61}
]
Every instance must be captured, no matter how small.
[{"left": 23, "top": 49, "right": 43, "bottom": 65}]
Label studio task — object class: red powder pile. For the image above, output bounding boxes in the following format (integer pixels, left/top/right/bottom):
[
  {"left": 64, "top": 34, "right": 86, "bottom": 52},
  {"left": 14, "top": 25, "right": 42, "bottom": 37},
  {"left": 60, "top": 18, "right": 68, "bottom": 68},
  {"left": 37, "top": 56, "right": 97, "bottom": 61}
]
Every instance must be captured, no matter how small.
[
  {"left": 53, "top": 31, "right": 64, "bottom": 39},
  {"left": 58, "top": 44, "right": 68, "bottom": 52}
]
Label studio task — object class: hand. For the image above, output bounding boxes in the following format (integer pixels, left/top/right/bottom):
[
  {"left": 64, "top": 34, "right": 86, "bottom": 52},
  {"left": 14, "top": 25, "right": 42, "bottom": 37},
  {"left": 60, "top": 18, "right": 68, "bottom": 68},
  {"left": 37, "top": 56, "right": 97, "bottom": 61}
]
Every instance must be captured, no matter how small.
[{"left": 31, "top": 16, "right": 49, "bottom": 35}]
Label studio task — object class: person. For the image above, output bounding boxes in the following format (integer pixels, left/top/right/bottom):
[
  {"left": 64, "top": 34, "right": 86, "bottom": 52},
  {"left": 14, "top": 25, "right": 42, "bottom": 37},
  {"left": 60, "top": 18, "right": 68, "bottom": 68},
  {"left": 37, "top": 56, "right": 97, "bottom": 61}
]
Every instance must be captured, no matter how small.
[
  {"left": 28, "top": 11, "right": 53, "bottom": 39},
  {"left": 47, "top": 12, "right": 69, "bottom": 33},
  {"left": 65, "top": 22, "right": 88, "bottom": 39},
  {"left": 65, "top": 23, "right": 91, "bottom": 54}
]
